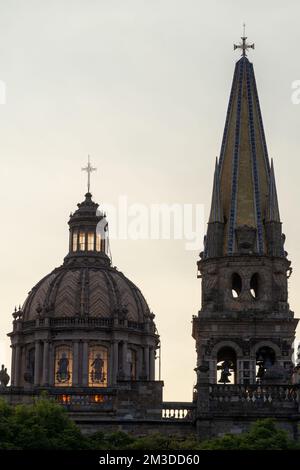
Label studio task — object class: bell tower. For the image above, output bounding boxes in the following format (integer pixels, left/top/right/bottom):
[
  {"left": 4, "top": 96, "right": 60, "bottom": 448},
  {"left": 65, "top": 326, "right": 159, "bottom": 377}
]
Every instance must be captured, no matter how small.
[{"left": 192, "top": 34, "right": 298, "bottom": 387}]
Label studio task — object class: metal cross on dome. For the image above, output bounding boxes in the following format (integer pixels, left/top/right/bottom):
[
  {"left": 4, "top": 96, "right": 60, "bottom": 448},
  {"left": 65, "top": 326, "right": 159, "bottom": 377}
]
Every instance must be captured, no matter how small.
[
  {"left": 234, "top": 23, "right": 255, "bottom": 57},
  {"left": 82, "top": 155, "right": 97, "bottom": 193}
]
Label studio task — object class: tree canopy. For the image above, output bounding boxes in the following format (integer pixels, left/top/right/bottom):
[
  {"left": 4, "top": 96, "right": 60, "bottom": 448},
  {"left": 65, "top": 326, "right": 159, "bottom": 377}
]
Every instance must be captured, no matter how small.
[{"left": 0, "top": 398, "right": 297, "bottom": 450}]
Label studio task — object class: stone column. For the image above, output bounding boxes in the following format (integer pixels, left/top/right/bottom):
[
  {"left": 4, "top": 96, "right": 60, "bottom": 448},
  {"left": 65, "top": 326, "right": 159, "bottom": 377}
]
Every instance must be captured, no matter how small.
[
  {"left": 49, "top": 344, "right": 54, "bottom": 386},
  {"left": 11, "top": 345, "right": 16, "bottom": 386},
  {"left": 42, "top": 341, "right": 50, "bottom": 386},
  {"left": 82, "top": 342, "right": 89, "bottom": 386},
  {"left": 144, "top": 345, "right": 150, "bottom": 380},
  {"left": 209, "top": 359, "right": 217, "bottom": 384},
  {"left": 34, "top": 341, "right": 42, "bottom": 386},
  {"left": 250, "top": 359, "right": 256, "bottom": 384},
  {"left": 120, "top": 341, "right": 128, "bottom": 379},
  {"left": 109, "top": 342, "right": 114, "bottom": 385},
  {"left": 14, "top": 345, "right": 21, "bottom": 387},
  {"left": 73, "top": 342, "right": 79, "bottom": 386},
  {"left": 112, "top": 341, "right": 119, "bottom": 384},
  {"left": 236, "top": 359, "right": 242, "bottom": 384},
  {"left": 149, "top": 347, "right": 155, "bottom": 380},
  {"left": 196, "top": 364, "right": 210, "bottom": 439},
  {"left": 138, "top": 347, "right": 144, "bottom": 379}
]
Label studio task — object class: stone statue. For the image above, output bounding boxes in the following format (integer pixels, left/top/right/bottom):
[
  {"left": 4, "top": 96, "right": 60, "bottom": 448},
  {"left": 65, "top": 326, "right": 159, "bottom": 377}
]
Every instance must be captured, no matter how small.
[
  {"left": 0, "top": 364, "right": 10, "bottom": 387},
  {"left": 91, "top": 354, "right": 104, "bottom": 383},
  {"left": 56, "top": 352, "right": 70, "bottom": 383}
]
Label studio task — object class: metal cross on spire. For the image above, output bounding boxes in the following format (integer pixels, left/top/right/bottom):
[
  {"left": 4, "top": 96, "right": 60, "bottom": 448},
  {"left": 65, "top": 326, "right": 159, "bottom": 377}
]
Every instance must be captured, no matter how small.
[
  {"left": 82, "top": 155, "right": 97, "bottom": 193},
  {"left": 234, "top": 23, "right": 255, "bottom": 57}
]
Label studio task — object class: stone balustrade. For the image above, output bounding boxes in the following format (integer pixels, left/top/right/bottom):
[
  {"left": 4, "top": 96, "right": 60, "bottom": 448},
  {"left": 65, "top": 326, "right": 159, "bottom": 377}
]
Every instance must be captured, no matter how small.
[
  {"left": 21, "top": 317, "right": 148, "bottom": 331},
  {"left": 209, "top": 384, "right": 299, "bottom": 410},
  {"left": 162, "top": 402, "right": 195, "bottom": 420}
]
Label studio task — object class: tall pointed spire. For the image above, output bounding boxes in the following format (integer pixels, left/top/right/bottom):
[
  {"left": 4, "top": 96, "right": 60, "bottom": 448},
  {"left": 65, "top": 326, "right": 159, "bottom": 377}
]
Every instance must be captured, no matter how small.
[
  {"left": 209, "top": 158, "right": 223, "bottom": 223},
  {"left": 202, "top": 33, "right": 286, "bottom": 260},
  {"left": 217, "top": 37, "right": 271, "bottom": 256}
]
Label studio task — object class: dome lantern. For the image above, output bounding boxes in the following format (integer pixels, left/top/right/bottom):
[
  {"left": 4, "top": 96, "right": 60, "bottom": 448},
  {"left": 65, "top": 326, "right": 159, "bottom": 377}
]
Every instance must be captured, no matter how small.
[{"left": 66, "top": 191, "right": 110, "bottom": 263}]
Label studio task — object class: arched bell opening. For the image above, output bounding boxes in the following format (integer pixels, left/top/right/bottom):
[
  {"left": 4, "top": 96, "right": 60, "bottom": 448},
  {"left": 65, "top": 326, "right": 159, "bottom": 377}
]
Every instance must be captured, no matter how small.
[
  {"left": 217, "top": 346, "right": 237, "bottom": 384},
  {"left": 231, "top": 273, "right": 242, "bottom": 298},
  {"left": 256, "top": 346, "right": 276, "bottom": 382},
  {"left": 250, "top": 273, "right": 260, "bottom": 299}
]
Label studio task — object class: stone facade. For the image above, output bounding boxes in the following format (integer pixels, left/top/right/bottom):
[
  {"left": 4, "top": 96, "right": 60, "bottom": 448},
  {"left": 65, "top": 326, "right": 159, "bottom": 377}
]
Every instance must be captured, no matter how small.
[
  {"left": 191, "top": 40, "right": 300, "bottom": 439},
  {"left": 1, "top": 38, "right": 300, "bottom": 442}
]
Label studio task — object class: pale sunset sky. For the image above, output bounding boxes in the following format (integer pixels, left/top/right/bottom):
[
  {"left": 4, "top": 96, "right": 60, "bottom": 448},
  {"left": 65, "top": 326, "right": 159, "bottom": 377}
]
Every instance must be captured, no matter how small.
[{"left": 0, "top": 0, "right": 300, "bottom": 401}]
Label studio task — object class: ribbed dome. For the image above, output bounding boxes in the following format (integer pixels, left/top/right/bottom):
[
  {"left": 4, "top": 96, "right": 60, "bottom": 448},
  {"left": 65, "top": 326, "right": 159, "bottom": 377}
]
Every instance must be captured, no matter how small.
[{"left": 22, "top": 263, "right": 152, "bottom": 323}]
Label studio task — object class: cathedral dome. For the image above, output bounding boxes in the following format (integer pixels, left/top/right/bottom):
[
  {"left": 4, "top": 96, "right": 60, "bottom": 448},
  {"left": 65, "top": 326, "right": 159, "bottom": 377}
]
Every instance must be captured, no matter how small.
[
  {"left": 9, "top": 182, "right": 158, "bottom": 389},
  {"left": 22, "top": 264, "right": 152, "bottom": 324},
  {"left": 20, "top": 189, "right": 153, "bottom": 324}
]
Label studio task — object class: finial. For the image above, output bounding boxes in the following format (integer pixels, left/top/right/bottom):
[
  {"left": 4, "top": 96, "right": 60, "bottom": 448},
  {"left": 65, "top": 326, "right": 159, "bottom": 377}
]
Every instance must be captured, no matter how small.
[
  {"left": 234, "top": 23, "right": 254, "bottom": 57},
  {"left": 81, "top": 155, "right": 97, "bottom": 194}
]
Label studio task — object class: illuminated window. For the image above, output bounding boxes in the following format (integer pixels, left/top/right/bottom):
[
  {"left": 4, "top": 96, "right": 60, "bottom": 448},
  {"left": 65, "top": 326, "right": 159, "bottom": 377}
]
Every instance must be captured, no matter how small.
[
  {"left": 88, "top": 232, "right": 94, "bottom": 251},
  {"left": 55, "top": 346, "right": 73, "bottom": 387},
  {"left": 72, "top": 231, "right": 78, "bottom": 252},
  {"left": 58, "top": 394, "right": 71, "bottom": 404},
  {"left": 79, "top": 231, "right": 85, "bottom": 251},
  {"left": 88, "top": 346, "right": 108, "bottom": 387},
  {"left": 93, "top": 394, "right": 105, "bottom": 403},
  {"left": 128, "top": 349, "right": 137, "bottom": 380},
  {"left": 96, "top": 233, "right": 101, "bottom": 252}
]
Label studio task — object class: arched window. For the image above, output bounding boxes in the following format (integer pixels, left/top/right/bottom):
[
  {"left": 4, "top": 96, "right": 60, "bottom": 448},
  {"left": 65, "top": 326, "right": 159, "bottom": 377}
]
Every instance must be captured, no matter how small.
[
  {"left": 250, "top": 273, "right": 260, "bottom": 299},
  {"left": 79, "top": 231, "right": 85, "bottom": 251},
  {"left": 87, "top": 232, "right": 94, "bottom": 251},
  {"left": 55, "top": 345, "right": 73, "bottom": 387},
  {"left": 96, "top": 233, "right": 101, "bottom": 252},
  {"left": 128, "top": 349, "right": 137, "bottom": 380},
  {"left": 88, "top": 346, "right": 108, "bottom": 387},
  {"left": 231, "top": 273, "right": 242, "bottom": 298}
]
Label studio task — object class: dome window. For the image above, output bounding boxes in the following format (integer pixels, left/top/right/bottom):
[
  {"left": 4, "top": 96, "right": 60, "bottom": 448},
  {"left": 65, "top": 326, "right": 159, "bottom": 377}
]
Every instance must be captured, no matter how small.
[
  {"left": 88, "top": 232, "right": 94, "bottom": 251},
  {"left": 88, "top": 346, "right": 108, "bottom": 387},
  {"left": 55, "top": 346, "right": 73, "bottom": 387},
  {"left": 79, "top": 231, "right": 85, "bottom": 251},
  {"left": 96, "top": 233, "right": 101, "bottom": 252}
]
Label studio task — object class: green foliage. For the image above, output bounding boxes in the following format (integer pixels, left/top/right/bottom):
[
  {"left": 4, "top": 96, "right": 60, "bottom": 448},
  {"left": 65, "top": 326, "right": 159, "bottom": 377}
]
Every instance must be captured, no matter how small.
[
  {"left": 0, "top": 398, "right": 88, "bottom": 450},
  {"left": 88, "top": 430, "right": 135, "bottom": 450},
  {"left": 0, "top": 399, "right": 298, "bottom": 450},
  {"left": 198, "top": 419, "right": 298, "bottom": 450}
]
